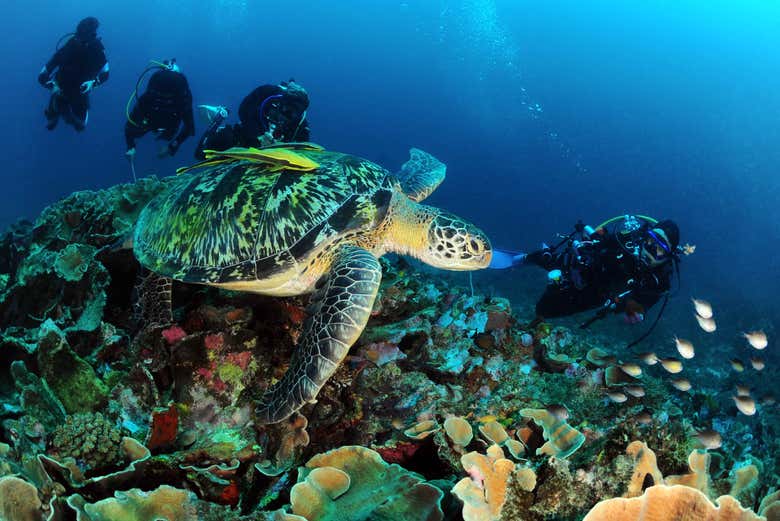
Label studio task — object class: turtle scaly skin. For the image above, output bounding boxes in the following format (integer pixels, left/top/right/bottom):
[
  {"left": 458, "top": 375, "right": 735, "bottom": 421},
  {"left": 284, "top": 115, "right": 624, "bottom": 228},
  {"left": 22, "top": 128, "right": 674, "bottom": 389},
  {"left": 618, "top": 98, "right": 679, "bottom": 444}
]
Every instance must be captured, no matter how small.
[{"left": 134, "top": 147, "right": 491, "bottom": 423}]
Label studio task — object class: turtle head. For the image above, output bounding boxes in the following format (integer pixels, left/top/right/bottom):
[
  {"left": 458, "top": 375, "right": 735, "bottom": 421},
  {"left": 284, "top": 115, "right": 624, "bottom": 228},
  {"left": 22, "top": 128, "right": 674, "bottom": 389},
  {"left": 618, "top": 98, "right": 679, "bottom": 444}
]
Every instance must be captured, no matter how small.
[{"left": 423, "top": 211, "right": 492, "bottom": 270}]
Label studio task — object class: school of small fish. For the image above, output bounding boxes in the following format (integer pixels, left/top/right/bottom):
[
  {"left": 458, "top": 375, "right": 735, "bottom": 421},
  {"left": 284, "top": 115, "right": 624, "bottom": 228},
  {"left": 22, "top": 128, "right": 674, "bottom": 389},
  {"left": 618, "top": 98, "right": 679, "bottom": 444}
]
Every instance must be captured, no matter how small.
[{"left": 598, "top": 294, "right": 771, "bottom": 447}]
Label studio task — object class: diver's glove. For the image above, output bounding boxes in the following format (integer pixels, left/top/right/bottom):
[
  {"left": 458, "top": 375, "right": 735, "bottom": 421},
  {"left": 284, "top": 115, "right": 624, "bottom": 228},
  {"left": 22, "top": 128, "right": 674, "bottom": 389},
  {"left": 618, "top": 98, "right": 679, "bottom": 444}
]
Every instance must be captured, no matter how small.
[
  {"left": 80, "top": 79, "right": 97, "bottom": 93},
  {"left": 125, "top": 148, "right": 136, "bottom": 159}
]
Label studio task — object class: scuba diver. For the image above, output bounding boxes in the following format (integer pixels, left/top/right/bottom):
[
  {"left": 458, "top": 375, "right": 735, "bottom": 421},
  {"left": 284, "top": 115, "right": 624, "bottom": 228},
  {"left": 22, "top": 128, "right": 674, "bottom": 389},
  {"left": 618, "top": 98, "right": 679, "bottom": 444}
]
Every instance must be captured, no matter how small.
[
  {"left": 37, "top": 17, "right": 110, "bottom": 131},
  {"left": 124, "top": 59, "right": 195, "bottom": 159},
  {"left": 194, "top": 80, "right": 310, "bottom": 159},
  {"left": 490, "top": 216, "right": 683, "bottom": 344}
]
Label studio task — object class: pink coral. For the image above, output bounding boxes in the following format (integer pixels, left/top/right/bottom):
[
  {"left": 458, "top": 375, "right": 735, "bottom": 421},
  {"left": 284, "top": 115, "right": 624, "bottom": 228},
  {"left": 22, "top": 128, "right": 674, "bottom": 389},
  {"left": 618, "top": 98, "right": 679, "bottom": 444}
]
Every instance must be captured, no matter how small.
[
  {"left": 161, "top": 325, "right": 186, "bottom": 345},
  {"left": 204, "top": 333, "right": 225, "bottom": 351}
]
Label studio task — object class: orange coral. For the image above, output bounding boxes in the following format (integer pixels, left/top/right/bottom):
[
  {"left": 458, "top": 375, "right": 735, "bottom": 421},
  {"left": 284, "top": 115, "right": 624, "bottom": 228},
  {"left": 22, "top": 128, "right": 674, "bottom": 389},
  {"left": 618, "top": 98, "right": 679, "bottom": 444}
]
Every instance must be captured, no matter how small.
[
  {"left": 624, "top": 441, "right": 664, "bottom": 497},
  {"left": 403, "top": 419, "right": 440, "bottom": 440},
  {"left": 519, "top": 408, "right": 585, "bottom": 459},
  {"left": 583, "top": 484, "right": 763, "bottom": 521},
  {"left": 452, "top": 444, "right": 515, "bottom": 521}
]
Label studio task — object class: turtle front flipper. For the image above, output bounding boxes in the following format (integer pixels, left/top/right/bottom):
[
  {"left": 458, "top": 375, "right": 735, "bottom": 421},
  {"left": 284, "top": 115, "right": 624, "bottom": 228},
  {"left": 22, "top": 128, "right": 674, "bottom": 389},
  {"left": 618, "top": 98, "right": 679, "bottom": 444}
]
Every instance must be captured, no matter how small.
[
  {"left": 256, "top": 245, "right": 381, "bottom": 424},
  {"left": 395, "top": 148, "right": 446, "bottom": 202}
]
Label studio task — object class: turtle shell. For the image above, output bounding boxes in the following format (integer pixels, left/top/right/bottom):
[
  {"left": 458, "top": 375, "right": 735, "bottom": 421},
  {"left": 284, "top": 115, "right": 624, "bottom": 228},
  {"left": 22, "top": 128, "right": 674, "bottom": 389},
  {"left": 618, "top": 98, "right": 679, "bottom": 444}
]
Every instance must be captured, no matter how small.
[{"left": 134, "top": 150, "right": 394, "bottom": 283}]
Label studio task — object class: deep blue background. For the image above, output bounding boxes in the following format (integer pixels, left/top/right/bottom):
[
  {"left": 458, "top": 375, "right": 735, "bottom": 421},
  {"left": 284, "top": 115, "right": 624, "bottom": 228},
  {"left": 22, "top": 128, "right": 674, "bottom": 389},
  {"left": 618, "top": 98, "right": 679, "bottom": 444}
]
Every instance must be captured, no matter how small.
[{"left": 2, "top": 1, "right": 778, "bottom": 340}]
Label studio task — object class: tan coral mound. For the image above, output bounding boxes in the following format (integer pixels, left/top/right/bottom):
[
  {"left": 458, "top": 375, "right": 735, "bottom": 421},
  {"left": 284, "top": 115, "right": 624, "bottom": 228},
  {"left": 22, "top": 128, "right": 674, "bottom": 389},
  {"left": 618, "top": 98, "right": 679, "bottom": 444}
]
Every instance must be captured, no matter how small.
[
  {"left": 519, "top": 408, "right": 585, "bottom": 459},
  {"left": 583, "top": 485, "right": 764, "bottom": 521},
  {"left": 0, "top": 476, "right": 43, "bottom": 521},
  {"left": 666, "top": 449, "right": 712, "bottom": 497}
]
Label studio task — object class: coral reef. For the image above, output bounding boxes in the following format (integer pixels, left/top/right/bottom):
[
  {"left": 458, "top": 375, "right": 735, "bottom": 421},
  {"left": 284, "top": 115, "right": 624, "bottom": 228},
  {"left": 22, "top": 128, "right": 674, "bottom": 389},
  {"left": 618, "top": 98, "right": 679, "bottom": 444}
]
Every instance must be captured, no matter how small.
[{"left": 0, "top": 181, "right": 776, "bottom": 519}]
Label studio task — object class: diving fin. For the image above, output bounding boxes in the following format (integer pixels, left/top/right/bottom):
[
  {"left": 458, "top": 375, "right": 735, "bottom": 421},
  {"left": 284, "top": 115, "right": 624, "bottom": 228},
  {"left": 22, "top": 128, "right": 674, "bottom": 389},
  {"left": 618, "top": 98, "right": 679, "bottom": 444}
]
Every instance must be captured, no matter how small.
[{"left": 489, "top": 249, "right": 526, "bottom": 269}]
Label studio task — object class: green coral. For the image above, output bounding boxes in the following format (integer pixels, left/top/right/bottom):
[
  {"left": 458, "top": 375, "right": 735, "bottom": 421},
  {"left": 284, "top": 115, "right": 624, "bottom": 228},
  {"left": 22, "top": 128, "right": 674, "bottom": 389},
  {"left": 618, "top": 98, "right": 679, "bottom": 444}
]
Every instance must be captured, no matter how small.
[
  {"left": 67, "top": 485, "right": 197, "bottom": 521},
  {"left": 290, "top": 445, "right": 444, "bottom": 521},
  {"left": 36, "top": 320, "right": 107, "bottom": 413},
  {"left": 54, "top": 243, "right": 96, "bottom": 282},
  {"left": 50, "top": 412, "right": 124, "bottom": 473}
]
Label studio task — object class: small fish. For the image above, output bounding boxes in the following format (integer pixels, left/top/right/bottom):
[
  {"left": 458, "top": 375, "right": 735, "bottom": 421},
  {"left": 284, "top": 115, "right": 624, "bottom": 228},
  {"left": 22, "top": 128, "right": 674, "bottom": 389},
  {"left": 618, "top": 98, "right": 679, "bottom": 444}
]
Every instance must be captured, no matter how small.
[
  {"left": 695, "top": 314, "right": 717, "bottom": 333},
  {"left": 735, "top": 385, "right": 751, "bottom": 397},
  {"left": 733, "top": 395, "right": 756, "bottom": 416},
  {"left": 694, "top": 429, "right": 722, "bottom": 450},
  {"left": 545, "top": 404, "right": 570, "bottom": 421},
  {"left": 606, "top": 390, "right": 628, "bottom": 403},
  {"left": 659, "top": 357, "right": 683, "bottom": 374},
  {"left": 624, "top": 385, "right": 646, "bottom": 398},
  {"left": 674, "top": 337, "right": 695, "bottom": 359},
  {"left": 692, "top": 299, "right": 713, "bottom": 319},
  {"left": 750, "top": 357, "right": 765, "bottom": 371},
  {"left": 477, "top": 414, "right": 497, "bottom": 423},
  {"left": 682, "top": 243, "right": 696, "bottom": 255},
  {"left": 730, "top": 359, "right": 745, "bottom": 372},
  {"left": 620, "top": 363, "right": 643, "bottom": 377},
  {"left": 636, "top": 352, "right": 658, "bottom": 365},
  {"left": 670, "top": 378, "right": 692, "bottom": 392},
  {"left": 635, "top": 410, "right": 653, "bottom": 425},
  {"left": 743, "top": 331, "right": 768, "bottom": 350}
]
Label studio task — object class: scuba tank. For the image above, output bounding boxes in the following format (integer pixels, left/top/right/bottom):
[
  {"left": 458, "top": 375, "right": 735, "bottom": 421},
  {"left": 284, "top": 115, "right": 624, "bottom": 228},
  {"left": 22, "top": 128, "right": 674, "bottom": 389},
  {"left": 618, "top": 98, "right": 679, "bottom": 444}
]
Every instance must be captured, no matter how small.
[{"left": 125, "top": 59, "right": 179, "bottom": 127}]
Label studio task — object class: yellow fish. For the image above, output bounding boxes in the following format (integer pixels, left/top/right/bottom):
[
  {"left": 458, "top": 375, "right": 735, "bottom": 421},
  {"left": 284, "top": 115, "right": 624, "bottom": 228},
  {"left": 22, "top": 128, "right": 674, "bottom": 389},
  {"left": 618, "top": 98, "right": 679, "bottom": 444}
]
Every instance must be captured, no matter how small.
[
  {"left": 620, "top": 363, "right": 643, "bottom": 377},
  {"left": 691, "top": 299, "right": 713, "bottom": 319},
  {"left": 736, "top": 385, "right": 751, "bottom": 397},
  {"left": 695, "top": 314, "right": 716, "bottom": 333},
  {"left": 670, "top": 378, "right": 691, "bottom": 391},
  {"left": 606, "top": 391, "right": 628, "bottom": 403},
  {"left": 637, "top": 352, "right": 658, "bottom": 365},
  {"left": 733, "top": 395, "right": 756, "bottom": 416},
  {"left": 177, "top": 145, "right": 321, "bottom": 174},
  {"left": 624, "top": 385, "right": 646, "bottom": 398},
  {"left": 730, "top": 359, "right": 745, "bottom": 372},
  {"left": 750, "top": 357, "right": 765, "bottom": 371},
  {"left": 694, "top": 429, "right": 722, "bottom": 450},
  {"left": 682, "top": 243, "right": 696, "bottom": 255},
  {"left": 659, "top": 358, "right": 683, "bottom": 374},
  {"left": 674, "top": 337, "right": 695, "bottom": 359},
  {"left": 743, "top": 331, "right": 768, "bottom": 350}
]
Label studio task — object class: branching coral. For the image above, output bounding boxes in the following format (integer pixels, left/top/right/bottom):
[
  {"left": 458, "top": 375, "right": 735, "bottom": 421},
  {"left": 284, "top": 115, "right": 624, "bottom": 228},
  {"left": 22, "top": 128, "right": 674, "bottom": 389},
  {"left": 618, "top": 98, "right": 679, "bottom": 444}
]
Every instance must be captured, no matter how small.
[
  {"left": 290, "top": 445, "right": 443, "bottom": 521},
  {"left": 452, "top": 444, "right": 515, "bottom": 521},
  {"left": 50, "top": 412, "right": 124, "bottom": 473}
]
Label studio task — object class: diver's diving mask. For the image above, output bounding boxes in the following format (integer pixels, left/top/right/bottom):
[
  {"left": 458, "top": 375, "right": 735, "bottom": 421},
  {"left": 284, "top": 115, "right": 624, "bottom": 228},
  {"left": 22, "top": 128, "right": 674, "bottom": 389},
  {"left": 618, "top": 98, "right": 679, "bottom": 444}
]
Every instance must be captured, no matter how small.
[{"left": 641, "top": 228, "right": 672, "bottom": 266}]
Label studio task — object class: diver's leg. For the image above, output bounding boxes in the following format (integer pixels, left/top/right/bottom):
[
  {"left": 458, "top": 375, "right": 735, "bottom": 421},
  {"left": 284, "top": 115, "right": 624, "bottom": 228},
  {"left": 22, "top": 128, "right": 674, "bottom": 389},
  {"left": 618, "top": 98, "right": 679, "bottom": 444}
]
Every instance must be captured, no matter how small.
[
  {"left": 44, "top": 94, "right": 60, "bottom": 130},
  {"left": 69, "top": 94, "right": 89, "bottom": 131},
  {"left": 194, "top": 117, "right": 231, "bottom": 160}
]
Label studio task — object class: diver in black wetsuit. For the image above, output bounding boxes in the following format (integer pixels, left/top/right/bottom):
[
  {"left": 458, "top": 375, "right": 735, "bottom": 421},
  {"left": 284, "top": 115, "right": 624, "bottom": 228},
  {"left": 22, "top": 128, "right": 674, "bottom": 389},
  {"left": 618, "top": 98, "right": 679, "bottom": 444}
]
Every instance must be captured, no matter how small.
[
  {"left": 124, "top": 59, "right": 195, "bottom": 158},
  {"left": 38, "top": 17, "right": 109, "bottom": 132},
  {"left": 491, "top": 216, "right": 680, "bottom": 327},
  {"left": 195, "top": 80, "right": 310, "bottom": 159}
]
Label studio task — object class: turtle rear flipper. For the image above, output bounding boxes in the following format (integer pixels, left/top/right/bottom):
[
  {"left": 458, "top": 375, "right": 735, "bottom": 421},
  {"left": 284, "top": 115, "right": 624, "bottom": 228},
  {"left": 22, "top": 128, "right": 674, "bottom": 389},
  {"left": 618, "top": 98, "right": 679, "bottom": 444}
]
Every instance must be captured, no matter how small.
[
  {"left": 132, "top": 269, "right": 173, "bottom": 329},
  {"left": 255, "top": 245, "right": 381, "bottom": 424},
  {"left": 395, "top": 148, "right": 446, "bottom": 202}
]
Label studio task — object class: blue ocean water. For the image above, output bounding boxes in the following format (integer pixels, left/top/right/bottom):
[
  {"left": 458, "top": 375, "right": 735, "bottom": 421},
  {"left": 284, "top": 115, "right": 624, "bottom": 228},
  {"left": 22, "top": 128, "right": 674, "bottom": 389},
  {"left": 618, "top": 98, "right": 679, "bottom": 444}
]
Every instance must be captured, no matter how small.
[{"left": 1, "top": 0, "right": 778, "bottom": 347}]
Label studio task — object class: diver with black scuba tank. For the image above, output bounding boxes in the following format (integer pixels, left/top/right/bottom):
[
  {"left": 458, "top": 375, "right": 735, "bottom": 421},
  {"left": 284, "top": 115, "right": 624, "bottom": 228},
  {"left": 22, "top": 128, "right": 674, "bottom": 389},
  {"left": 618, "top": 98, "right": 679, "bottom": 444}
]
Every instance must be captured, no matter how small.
[
  {"left": 490, "top": 216, "right": 686, "bottom": 344},
  {"left": 38, "top": 17, "right": 109, "bottom": 132},
  {"left": 124, "top": 59, "right": 195, "bottom": 160},
  {"left": 194, "top": 79, "right": 311, "bottom": 160}
]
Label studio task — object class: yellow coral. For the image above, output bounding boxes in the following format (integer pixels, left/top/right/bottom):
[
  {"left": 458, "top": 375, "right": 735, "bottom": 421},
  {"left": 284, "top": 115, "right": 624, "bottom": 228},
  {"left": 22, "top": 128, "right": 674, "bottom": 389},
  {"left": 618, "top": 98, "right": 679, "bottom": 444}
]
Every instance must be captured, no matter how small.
[
  {"left": 583, "top": 484, "right": 763, "bottom": 521},
  {"left": 452, "top": 444, "right": 514, "bottom": 521},
  {"left": 70, "top": 485, "right": 197, "bottom": 521},
  {"left": 624, "top": 441, "right": 664, "bottom": 498},
  {"left": 519, "top": 408, "right": 585, "bottom": 459}
]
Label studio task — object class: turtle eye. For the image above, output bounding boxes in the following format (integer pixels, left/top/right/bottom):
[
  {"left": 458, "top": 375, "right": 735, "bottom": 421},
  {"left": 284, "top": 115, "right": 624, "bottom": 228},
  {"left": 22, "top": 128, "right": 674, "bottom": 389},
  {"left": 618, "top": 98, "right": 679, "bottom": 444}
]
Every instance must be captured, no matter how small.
[{"left": 467, "top": 238, "right": 484, "bottom": 255}]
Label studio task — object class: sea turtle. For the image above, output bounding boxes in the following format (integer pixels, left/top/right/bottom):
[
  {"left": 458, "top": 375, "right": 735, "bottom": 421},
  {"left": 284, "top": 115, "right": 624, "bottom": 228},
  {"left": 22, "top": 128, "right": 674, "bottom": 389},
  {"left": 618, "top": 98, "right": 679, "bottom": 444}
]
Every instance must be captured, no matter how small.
[{"left": 133, "top": 145, "right": 492, "bottom": 424}]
